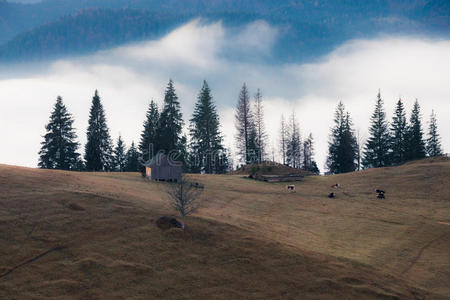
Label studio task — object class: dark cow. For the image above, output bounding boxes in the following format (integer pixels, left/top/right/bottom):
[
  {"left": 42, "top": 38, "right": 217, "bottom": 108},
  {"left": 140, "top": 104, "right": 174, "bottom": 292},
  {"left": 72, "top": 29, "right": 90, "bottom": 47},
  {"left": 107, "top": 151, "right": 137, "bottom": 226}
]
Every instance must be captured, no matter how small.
[{"left": 376, "top": 189, "right": 386, "bottom": 199}]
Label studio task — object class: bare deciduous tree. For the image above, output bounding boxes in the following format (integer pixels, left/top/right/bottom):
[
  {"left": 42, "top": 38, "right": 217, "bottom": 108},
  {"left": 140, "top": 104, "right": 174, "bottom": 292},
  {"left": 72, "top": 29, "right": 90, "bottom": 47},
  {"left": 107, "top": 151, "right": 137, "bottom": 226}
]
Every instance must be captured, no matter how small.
[
  {"left": 254, "top": 89, "right": 267, "bottom": 163},
  {"left": 235, "top": 83, "right": 253, "bottom": 164},
  {"left": 303, "top": 133, "right": 314, "bottom": 170},
  {"left": 166, "top": 176, "right": 203, "bottom": 230},
  {"left": 356, "top": 128, "right": 366, "bottom": 171},
  {"left": 279, "top": 114, "right": 288, "bottom": 165},
  {"left": 286, "top": 111, "right": 302, "bottom": 169}
]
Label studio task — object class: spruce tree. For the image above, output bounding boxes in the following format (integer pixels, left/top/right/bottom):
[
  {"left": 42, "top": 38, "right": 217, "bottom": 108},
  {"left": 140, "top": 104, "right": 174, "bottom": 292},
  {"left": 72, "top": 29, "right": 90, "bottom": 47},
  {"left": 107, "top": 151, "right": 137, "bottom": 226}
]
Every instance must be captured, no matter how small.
[
  {"left": 235, "top": 83, "right": 254, "bottom": 164},
  {"left": 303, "top": 133, "right": 315, "bottom": 171},
  {"left": 247, "top": 126, "right": 259, "bottom": 164},
  {"left": 341, "top": 112, "right": 358, "bottom": 172},
  {"left": 405, "top": 99, "right": 426, "bottom": 161},
  {"left": 326, "top": 102, "right": 345, "bottom": 173},
  {"left": 73, "top": 159, "right": 85, "bottom": 172},
  {"left": 185, "top": 143, "right": 201, "bottom": 173},
  {"left": 390, "top": 98, "right": 408, "bottom": 165},
  {"left": 189, "top": 80, "right": 224, "bottom": 174},
  {"left": 362, "top": 91, "right": 391, "bottom": 168},
  {"left": 426, "top": 110, "right": 443, "bottom": 157},
  {"left": 125, "top": 141, "right": 140, "bottom": 172},
  {"left": 178, "top": 135, "right": 189, "bottom": 171},
  {"left": 310, "top": 161, "right": 320, "bottom": 174},
  {"left": 158, "top": 80, "right": 184, "bottom": 157},
  {"left": 113, "top": 136, "right": 127, "bottom": 172},
  {"left": 215, "top": 148, "right": 230, "bottom": 174},
  {"left": 253, "top": 89, "right": 267, "bottom": 163},
  {"left": 84, "top": 90, "right": 113, "bottom": 171},
  {"left": 139, "top": 100, "right": 159, "bottom": 162},
  {"left": 38, "top": 96, "right": 80, "bottom": 170},
  {"left": 326, "top": 102, "right": 357, "bottom": 174}
]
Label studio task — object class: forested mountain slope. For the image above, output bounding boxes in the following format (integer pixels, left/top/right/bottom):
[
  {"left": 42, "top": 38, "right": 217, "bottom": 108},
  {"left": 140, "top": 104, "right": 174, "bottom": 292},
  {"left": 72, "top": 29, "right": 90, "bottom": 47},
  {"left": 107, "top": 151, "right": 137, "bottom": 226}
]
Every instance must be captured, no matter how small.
[{"left": 0, "top": 0, "right": 448, "bottom": 62}]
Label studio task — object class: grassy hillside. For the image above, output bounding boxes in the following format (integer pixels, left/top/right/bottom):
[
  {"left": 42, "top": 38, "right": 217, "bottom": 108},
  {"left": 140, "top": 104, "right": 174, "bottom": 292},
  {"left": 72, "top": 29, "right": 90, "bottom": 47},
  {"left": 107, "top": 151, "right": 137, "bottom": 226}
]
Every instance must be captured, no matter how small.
[
  {"left": 0, "top": 158, "right": 449, "bottom": 298},
  {"left": 230, "top": 161, "right": 314, "bottom": 176}
]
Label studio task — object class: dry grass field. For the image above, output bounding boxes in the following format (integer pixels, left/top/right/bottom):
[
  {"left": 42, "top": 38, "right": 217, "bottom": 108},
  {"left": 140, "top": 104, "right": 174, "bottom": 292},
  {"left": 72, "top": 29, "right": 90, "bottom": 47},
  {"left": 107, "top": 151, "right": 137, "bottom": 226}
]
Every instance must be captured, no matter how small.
[{"left": 0, "top": 157, "right": 449, "bottom": 299}]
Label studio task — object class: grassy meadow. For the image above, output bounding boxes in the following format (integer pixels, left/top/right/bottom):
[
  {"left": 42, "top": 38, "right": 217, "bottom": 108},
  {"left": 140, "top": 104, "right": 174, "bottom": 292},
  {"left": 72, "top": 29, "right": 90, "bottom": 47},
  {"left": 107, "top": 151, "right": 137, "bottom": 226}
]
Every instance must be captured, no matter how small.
[{"left": 0, "top": 157, "right": 449, "bottom": 299}]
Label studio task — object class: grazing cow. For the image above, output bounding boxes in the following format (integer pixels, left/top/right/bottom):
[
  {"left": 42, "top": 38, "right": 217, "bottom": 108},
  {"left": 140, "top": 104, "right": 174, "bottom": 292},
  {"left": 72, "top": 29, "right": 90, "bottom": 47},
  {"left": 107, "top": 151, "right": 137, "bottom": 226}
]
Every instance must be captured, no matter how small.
[
  {"left": 331, "top": 183, "right": 340, "bottom": 189},
  {"left": 375, "top": 189, "right": 386, "bottom": 199},
  {"left": 286, "top": 185, "right": 296, "bottom": 192},
  {"left": 328, "top": 192, "right": 335, "bottom": 198}
]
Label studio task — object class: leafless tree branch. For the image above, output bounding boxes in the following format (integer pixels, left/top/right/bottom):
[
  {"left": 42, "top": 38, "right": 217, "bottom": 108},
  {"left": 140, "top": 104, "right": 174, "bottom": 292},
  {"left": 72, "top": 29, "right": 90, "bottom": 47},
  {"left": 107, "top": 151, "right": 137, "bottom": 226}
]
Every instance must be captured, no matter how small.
[{"left": 166, "top": 175, "right": 204, "bottom": 229}]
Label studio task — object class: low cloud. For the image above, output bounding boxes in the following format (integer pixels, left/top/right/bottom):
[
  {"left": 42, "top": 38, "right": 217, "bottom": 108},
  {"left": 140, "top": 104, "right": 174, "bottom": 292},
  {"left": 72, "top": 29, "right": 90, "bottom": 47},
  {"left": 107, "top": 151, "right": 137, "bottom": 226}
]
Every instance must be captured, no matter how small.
[
  {"left": 230, "top": 20, "right": 279, "bottom": 57},
  {"left": 113, "top": 20, "right": 225, "bottom": 69},
  {"left": 0, "top": 20, "right": 449, "bottom": 170}
]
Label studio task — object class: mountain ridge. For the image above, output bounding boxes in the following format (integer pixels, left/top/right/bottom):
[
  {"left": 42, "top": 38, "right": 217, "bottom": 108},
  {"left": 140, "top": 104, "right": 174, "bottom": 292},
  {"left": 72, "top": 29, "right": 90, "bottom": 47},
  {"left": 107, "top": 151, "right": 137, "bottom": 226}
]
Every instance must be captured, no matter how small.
[{"left": 0, "top": 0, "right": 448, "bottom": 62}]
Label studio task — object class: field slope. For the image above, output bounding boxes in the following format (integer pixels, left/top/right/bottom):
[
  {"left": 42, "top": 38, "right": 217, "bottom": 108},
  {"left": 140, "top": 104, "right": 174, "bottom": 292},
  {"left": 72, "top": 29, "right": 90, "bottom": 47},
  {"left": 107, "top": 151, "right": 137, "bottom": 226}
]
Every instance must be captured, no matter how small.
[{"left": 0, "top": 158, "right": 449, "bottom": 299}]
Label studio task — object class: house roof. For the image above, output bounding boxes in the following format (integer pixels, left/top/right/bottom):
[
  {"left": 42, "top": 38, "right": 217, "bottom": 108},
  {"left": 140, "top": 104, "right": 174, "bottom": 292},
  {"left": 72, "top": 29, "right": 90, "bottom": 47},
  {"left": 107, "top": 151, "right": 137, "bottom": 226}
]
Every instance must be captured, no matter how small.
[{"left": 144, "top": 152, "right": 183, "bottom": 168}]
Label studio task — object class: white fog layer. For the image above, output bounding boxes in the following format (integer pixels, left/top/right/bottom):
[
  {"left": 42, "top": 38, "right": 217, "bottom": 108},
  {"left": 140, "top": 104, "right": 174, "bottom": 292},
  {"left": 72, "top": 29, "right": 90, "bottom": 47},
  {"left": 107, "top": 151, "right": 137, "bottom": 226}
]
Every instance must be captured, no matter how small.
[{"left": 0, "top": 20, "right": 449, "bottom": 169}]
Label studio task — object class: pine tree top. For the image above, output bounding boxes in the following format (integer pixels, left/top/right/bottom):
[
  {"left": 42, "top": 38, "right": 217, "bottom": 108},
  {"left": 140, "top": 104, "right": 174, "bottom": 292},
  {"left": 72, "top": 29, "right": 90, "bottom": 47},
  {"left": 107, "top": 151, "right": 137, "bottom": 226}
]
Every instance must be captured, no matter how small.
[
  {"left": 139, "top": 99, "right": 160, "bottom": 158},
  {"left": 84, "top": 90, "right": 113, "bottom": 171},
  {"left": 410, "top": 99, "right": 422, "bottom": 125},
  {"left": 189, "top": 80, "right": 224, "bottom": 165},
  {"left": 39, "top": 96, "right": 80, "bottom": 170},
  {"left": 161, "top": 80, "right": 183, "bottom": 122},
  {"left": 426, "top": 109, "right": 443, "bottom": 157}
]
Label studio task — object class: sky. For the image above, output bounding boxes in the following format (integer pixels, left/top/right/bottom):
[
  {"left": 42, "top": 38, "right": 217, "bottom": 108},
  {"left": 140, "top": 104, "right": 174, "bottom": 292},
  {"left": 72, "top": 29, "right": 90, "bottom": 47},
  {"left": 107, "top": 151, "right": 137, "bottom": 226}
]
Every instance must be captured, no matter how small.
[
  {"left": 6, "top": 0, "right": 42, "bottom": 3},
  {"left": 0, "top": 19, "right": 449, "bottom": 170}
]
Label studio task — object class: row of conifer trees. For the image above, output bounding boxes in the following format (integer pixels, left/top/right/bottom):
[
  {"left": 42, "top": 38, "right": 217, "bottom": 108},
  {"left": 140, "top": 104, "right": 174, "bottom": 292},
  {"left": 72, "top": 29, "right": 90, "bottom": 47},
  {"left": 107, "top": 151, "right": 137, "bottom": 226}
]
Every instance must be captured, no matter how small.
[
  {"left": 38, "top": 80, "right": 230, "bottom": 173},
  {"left": 38, "top": 81, "right": 443, "bottom": 174},
  {"left": 232, "top": 86, "right": 444, "bottom": 175},
  {"left": 325, "top": 91, "right": 443, "bottom": 174}
]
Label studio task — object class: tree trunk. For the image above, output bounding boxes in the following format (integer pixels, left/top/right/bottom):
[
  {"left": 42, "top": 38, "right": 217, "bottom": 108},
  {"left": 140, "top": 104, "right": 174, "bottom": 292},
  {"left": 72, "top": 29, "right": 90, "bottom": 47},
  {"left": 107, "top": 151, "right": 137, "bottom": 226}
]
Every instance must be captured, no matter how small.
[{"left": 181, "top": 214, "right": 185, "bottom": 230}]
